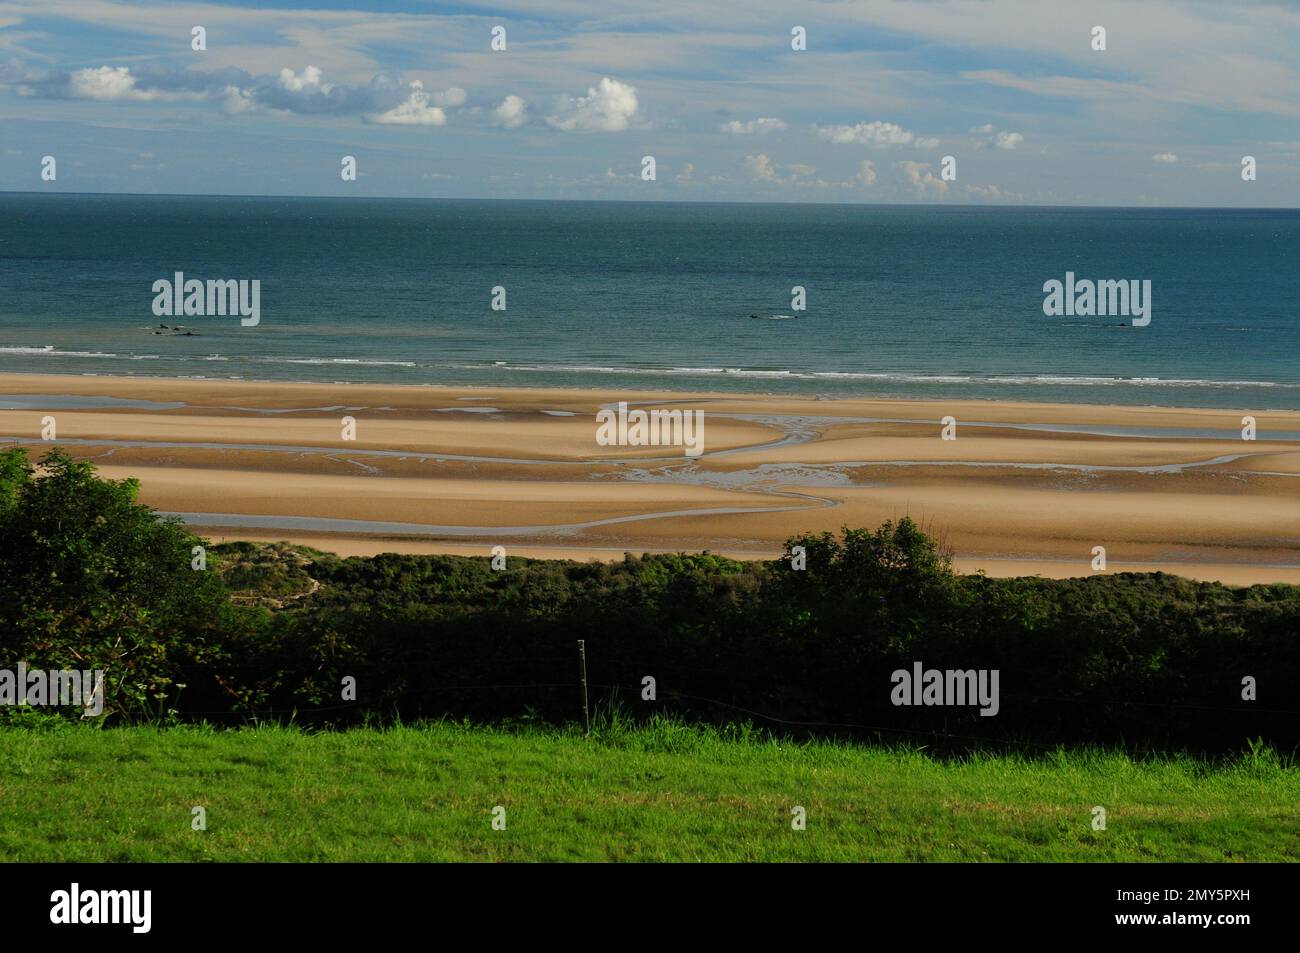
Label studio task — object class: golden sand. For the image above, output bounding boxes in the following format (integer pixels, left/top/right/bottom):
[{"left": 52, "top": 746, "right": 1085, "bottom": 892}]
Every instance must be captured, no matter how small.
[{"left": 3, "top": 372, "right": 1297, "bottom": 583}]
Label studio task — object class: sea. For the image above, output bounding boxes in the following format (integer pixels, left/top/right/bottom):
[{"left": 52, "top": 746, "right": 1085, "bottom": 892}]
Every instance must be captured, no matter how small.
[{"left": 1, "top": 193, "right": 1297, "bottom": 409}]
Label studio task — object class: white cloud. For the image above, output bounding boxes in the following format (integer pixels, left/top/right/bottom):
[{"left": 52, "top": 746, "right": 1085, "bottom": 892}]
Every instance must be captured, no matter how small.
[
  {"left": 856, "top": 160, "right": 877, "bottom": 186},
  {"left": 222, "top": 84, "right": 256, "bottom": 114},
  {"left": 721, "top": 117, "right": 786, "bottom": 135},
  {"left": 366, "top": 80, "right": 447, "bottom": 126},
  {"left": 493, "top": 94, "right": 527, "bottom": 129},
  {"left": 915, "top": 136, "right": 941, "bottom": 149},
  {"left": 970, "top": 124, "right": 1024, "bottom": 150},
  {"left": 744, "top": 153, "right": 779, "bottom": 182},
  {"left": 1153, "top": 151, "right": 1178, "bottom": 162},
  {"left": 897, "top": 160, "right": 948, "bottom": 196},
  {"left": 814, "top": 121, "right": 919, "bottom": 147},
  {"left": 547, "top": 77, "right": 638, "bottom": 132},
  {"left": 222, "top": 64, "right": 369, "bottom": 116},
  {"left": 278, "top": 65, "right": 332, "bottom": 94},
  {"left": 676, "top": 162, "right": 694, "bottom": 182},
  {"left": 69, "top": 66, "right": 156, "bottom": 101},
  {"left": 433, "top": 87, "right": 467, "bottom": 107}
]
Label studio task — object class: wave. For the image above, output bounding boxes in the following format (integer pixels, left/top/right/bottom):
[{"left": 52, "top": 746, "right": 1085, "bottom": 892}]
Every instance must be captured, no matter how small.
[
  {"left": 3, "top": 347, "right": 1297, "bottom": 392},
  {"left": 0, "top": 345, "right": 124, "bottom": 358},
  {"left": 270, "top": 357, "right": 418, "bottom": 367},
  {"left": 447, "top": 362, "right": 1300, "bottom": 390}
]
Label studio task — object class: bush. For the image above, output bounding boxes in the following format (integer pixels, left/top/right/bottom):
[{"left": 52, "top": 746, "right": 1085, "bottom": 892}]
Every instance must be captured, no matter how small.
[
  {"left": 2, "top": 451, "right": 1297, "bottom": 753},
  {"left": 0, "top": 448, "right": 239, "bottom": 720}
]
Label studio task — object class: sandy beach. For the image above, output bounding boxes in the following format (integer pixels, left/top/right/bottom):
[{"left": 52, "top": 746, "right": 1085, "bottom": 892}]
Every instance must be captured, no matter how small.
[{"left": 2, "top": 372, "right": 1298, "bottom": 584}]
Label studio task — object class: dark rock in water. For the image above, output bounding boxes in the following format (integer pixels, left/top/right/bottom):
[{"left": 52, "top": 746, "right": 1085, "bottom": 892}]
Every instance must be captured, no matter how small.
[
  {"left": 182, "top": 331, "right": 198, "bottom": 336},
  {"left": 158, "top": 323, "right": 168, "bottom": 328}
]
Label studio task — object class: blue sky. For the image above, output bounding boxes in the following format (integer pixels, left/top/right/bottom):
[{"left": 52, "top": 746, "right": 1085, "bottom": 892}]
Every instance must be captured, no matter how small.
[{"left": 1, "top": 0, "right": 1298, "bottom": 205}]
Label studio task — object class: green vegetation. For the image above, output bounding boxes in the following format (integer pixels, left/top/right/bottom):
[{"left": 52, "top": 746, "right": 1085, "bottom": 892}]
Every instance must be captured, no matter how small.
[
  {"left": 214, "top": 541, "right": 321, "bottom": 607},
  {"left": 0, "top": 719, "right": 1293, "bottom": 862},
  {"left": 0, "top": 449, "right": 232, "bottom": 720},
  {"left": 2, "top": 446, "right": 1296, "bottom": 863},
  {"left": 2, "top": 446, "right": 1299, "bottom": 754}
]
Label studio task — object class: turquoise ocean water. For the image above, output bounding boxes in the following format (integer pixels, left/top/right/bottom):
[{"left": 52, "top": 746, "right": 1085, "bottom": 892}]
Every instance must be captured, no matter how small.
[{"left": 0, "top": 193, "right": 1297, "bottom": 409}]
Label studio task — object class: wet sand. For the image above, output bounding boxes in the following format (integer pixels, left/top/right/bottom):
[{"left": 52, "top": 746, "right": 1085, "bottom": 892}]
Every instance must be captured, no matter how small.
[{"left": 2, "top": 372, "right": 1298, "bottom": 583}]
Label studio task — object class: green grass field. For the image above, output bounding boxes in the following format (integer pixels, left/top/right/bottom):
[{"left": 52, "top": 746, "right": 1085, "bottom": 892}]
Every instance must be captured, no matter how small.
[{"left": 1, "top": 719, "right": 1295, "bottom": 861}]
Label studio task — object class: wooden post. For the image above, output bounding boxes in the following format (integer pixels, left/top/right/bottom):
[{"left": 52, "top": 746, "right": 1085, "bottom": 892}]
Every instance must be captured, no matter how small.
[{"left": 578, "top": 639, "right": 590, "bottom": 736}]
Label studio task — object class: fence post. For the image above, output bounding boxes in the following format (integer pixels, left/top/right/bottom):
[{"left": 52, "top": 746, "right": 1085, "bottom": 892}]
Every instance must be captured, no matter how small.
[{"left": 578, "top": 639, "right": 591, "bottom": 736}]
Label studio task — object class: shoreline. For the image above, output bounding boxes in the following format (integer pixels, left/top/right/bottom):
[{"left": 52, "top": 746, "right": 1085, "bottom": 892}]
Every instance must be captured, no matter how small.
[
  {"left": 3, "top": 371, "right": 1298, "bottom": 584},
  {"left": 3, "top": 367, "right": 1300, "bottom": 414},
  {"left": 5, "top": 368, "right": 1300, "bottom": 418}
]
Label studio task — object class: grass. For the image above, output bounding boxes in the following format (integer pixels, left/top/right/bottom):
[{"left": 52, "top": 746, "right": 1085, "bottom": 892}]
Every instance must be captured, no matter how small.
[{"left": 1, "top": 717, "right": 1296, "bottom": 861}]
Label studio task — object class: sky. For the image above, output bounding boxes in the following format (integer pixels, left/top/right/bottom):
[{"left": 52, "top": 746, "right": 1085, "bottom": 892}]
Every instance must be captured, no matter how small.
[{"left": 1, "top": 0, "right": 1298, "bottom": 206}]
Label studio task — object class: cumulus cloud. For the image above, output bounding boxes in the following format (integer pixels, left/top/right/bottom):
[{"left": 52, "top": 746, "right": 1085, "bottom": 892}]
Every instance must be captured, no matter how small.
[
  {"left": 29, "top": 62, "right": 464, "bottom": 124},
  {"left": 971, "top": 124, "right": 1025, "bottom": 150},
  {"left": 361, "top": 80, "right": 466, "bottom": 127},
  {"left": 721, "top": 117, "right": 786, "bottom": 135},
  {"left": 744, "top": 153, "right": 780, "bottom": 182},
  {"left": 676, "top": 162, "right": 695, "bottom": 182},
  {"left": 1153, "top": 151, "right": 1178, "bottom": 162},
  {"left": 365, "top": 80, "right": 447, "bottom": 125},
  {"left": 814, "top": 121, "right": 923, "bottom": 147},
  {"left": 69, "top": 66, "right": 154, "bottom": 101},
  {"left": 224, "top": 65, "right": 370, "bottom": 116},
  {"left": 897, "top": 160, "right": 948, "bottom": 196},
  {"left": 278, "top": 65, "right": 330, "bottom": 94},
  {"left": 493, "top": 94, "right": 527, "bottom": 129},
  {"left": 59, "top": 65, "right": 207, "bottom": 103},
  {"left": 856, "top": 160, "right": 877, "bottom": 186},
  {"left": 222, "top": 84, "right": 256, "bottom": 114},
  {"left": 547, "top": 77, "right": 638, "bottom": 132}
]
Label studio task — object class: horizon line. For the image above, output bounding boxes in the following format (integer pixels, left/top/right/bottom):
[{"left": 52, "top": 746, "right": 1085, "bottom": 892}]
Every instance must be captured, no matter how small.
[{"left": 1, "top": 190, "right": 1297, "bottom": 213}]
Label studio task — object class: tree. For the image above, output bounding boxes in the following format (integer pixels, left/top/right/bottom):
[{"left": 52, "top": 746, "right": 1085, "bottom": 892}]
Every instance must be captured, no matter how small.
[{"left": 0, "top": 448, "right": 232, "bottom": 720}]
